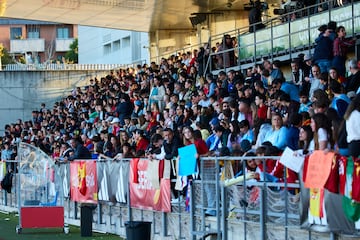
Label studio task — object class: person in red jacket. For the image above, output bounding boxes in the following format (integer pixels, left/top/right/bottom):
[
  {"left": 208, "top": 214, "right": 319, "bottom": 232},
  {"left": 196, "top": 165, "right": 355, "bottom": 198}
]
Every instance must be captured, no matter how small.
[{"left": 133, "top": 129, "right": 149, "bottom": 157}]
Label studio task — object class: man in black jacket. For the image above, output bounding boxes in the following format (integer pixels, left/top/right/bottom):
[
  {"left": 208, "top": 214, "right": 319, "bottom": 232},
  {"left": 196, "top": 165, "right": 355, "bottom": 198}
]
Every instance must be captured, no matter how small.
[
  {"left": 67, "top": 137, "right": 92, "bottom": 161},
  {"left": 116, "top": 93, "right": 133, "bottom": 126}
]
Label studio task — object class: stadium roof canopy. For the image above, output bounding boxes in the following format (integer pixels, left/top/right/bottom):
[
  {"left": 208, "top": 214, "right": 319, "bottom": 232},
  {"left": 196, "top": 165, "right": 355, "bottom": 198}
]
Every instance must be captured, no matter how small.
[{"left": 0, "top": 0, "right": 245, "bottom": 32}]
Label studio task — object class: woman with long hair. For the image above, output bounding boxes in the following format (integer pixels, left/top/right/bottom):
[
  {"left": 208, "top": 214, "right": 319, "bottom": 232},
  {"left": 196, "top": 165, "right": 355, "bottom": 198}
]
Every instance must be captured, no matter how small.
[
  {"left": 182, "top": 108, "right": 193, "bottom": 127},
  {"left": 110, "top": 135, "right": 121, "bottom": 156},
  {"left": 298, "top": 125, "right": 313, "bottom": 154},
  {"left": 227, "top": 120, "right": 241, "bottom": 152},
  {"left": 119, "top": 130, "right": 130, "bottom": 146},
  {"left": 182, "top": 126, "right": 208, "bottom": 156},
  {"left": 344, "top": 94, "right": 360, "bottom": 157},
  {"left": 309, "top": 113, "right": 333, "bottom": 151}
]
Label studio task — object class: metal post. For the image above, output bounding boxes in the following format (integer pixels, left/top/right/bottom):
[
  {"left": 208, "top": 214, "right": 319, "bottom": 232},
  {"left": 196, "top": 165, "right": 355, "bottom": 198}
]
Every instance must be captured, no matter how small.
[
  {"left": 243, "top": 159, "right": 247, "bottom": 240},
  {"left": 330, "top": 232, "right": 338, "bottom": 240},
  {"left": 153, "top": 211, "right": 157, "bottom": 235},
  {"left": 221, "top": 184, "right": 228, "bottom": 240},
  {"left": 284, "top": 168, "right": 288, "bottom": 240},
  {"left": 288, "top": 19, "right": 292, "bottom": 60},
  {"left": 4, "top": 190, "right": 7, "bottom": 206},
  {"left": 307, "top": 8, "right": 311, "bottom": 50},
  {"left": 215, "top": 157, "right": 221, "bottom": 240},
  {"left": 189, "top": 180, "right": 196, "bottom": 240},
  {"left": 74, "top": 201, "right": 78, "bottom": 219},
  {"left": 209, "top": 36, "right": 213, "bottom": 73},
  {"left": 201, "top": 157, "right": 205, "bottom": 233},
  {"left": 178, "top": 195, "right": 183, "bottom": 239},
  {"left": 260, "top": 183, "right": 267, "bottom": 240},
  {"left": 271, "top": 20, "right": 274, "bottom": 61},
  {"left": 260, "top": 158, "right": 267, "bottom": 240},
  {"left": 97, "top": 202, "right": 102, "bottom": 224},
  {"left": 253, "top": 31, "right": 257, "bottom": 63},
  {"left": 127, "top": 181, "right": 132, "bottom": 222},
  {"left": 352, "top": 0, "right": 355, "bottom": 36},
  {"left": 237, "top": 29, "right": 241, "bottom": 67},
  {"left": 162, "top": 212, "right": 167, "bottom": 237}
]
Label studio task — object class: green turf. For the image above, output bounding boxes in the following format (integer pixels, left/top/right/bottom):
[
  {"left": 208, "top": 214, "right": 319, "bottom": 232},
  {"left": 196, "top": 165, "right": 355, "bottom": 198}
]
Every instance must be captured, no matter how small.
[{"left": 0, "top": 212, "right": 123, "bottom": 240}]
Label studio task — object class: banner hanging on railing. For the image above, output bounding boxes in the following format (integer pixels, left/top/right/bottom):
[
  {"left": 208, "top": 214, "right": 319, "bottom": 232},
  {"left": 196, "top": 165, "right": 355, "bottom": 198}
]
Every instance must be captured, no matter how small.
[
  {"left": 70, "top": 160, "right": 98, "bottom": 204},
  {"left": 129, "top": 158, "right": 171, "bottom": 212}
]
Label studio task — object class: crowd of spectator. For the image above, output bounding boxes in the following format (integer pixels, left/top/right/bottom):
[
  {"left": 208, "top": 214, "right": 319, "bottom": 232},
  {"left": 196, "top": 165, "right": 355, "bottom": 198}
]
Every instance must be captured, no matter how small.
[{"left": 0, "top": 20, "right": 360, "bottom": 210}]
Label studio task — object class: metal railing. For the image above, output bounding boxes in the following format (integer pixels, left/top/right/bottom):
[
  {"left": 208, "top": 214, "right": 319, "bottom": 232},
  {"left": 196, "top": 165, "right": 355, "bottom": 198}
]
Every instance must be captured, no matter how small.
[
  {"left": 148, "top": 0, "right": 360, "bottom": 76},
  {"left": 1, "top": 58, "right": 148, "bottom": 71},
  {"left": 2, "top": 63, "right": 128, "bottom": 71},
  {"left": 0, "top": 155, "right": 347, "bottom": 240},
  {"left": 205, "top": 0, "right": 360, "bottom": 74}
]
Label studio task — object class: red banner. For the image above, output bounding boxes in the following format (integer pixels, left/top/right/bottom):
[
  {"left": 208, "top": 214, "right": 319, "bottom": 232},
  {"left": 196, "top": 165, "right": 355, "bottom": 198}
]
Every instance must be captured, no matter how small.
[
  {"left": 129, "top": 158, "right": 171, "bottom": 212},
  {"left": 70, "top": 160, "right": 98, "bottom": 204}
]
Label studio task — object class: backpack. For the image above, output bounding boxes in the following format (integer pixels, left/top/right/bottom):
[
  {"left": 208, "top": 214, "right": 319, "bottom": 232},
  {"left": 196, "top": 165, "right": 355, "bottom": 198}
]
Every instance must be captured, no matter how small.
[{"left": 1, "top": 172, "right": 13, "bottom": 193}]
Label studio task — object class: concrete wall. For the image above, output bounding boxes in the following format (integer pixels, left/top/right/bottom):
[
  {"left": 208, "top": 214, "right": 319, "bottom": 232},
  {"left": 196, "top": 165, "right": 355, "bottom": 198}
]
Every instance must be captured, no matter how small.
[{"left": 0, "top": 70, "right": 109, "bottom": 133}]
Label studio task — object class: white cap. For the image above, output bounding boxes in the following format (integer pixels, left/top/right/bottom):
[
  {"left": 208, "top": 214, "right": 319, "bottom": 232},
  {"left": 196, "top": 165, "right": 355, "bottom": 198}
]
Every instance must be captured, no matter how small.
[{"left": 111, "top": 117, "right": 120, "bottom": 124}]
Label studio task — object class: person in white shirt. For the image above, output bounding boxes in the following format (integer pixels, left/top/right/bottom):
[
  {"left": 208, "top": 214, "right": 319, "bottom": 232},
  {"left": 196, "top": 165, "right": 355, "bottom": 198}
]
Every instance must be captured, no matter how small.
[
  {"left": 309, "top": 113, "right": 333, "bottom": 152},
  {"left": 344, "top": 94, "right": 360, "bottom": 157},
  {"left": 309, "top": 64, "right": 324, "bottom": 100}
]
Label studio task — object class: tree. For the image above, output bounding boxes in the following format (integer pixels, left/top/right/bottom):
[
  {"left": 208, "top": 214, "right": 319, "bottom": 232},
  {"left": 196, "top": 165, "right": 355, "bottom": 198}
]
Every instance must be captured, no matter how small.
[
  {"left": 0, "top": 44, "right": 15, "bottom": 70},
  {"left": 65, "top": 38, "right": 78, "bottom": 63}
]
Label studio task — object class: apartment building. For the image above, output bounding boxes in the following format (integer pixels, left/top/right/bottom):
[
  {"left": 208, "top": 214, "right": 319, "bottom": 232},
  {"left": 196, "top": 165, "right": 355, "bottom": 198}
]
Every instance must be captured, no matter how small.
[
  {"left": 0, "top": 18, "right": 77, "bottom": 63},
  {"left": 78, "top": 26, "right": 149, "bottom": 65}
]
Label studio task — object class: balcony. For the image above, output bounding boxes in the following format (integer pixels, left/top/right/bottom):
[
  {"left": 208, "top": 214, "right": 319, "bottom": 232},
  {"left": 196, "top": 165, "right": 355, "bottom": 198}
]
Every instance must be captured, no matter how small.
[
  {"left": 10, "top": 39, "right": 45, "bottom": 53},
  {"left": 56, "top": 38, "right": 75, "bottom": 52}
]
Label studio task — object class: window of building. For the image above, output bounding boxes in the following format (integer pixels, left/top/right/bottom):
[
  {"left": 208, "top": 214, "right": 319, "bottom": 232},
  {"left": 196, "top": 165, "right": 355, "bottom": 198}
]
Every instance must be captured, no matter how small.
[
  {"left": 103, "top": 43, "right": 111, "bottom": 55},
  {"left": 122, "top": 36, "right": 130, "bottom": 48},
  {"left": 57, "top": 27, "right": 70, "bottom": 39},
  {"left": 10, "top": 27, "right": 22, "bottom": 39},
  {"left": 113, "top": 40, "right": 120, "bottom": 51},
  {"left": 27, "top": 26, "right": 40, "bottom": 39}
]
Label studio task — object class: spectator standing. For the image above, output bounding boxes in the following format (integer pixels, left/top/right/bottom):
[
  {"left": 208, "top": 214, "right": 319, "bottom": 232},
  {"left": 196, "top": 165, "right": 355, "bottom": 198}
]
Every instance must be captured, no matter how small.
[
  {"left": 116, "top": 94, "right": 133, "bottom": 126},
  {"left": 216, "top": 34, "right": 235, "bottom": 69},
  {"left": 313, "top": 25, "right": 333, "bottom": 73},
  {"left": 149, "top": 77, "right": 166, "bottom": 111},
  {"left": 248, "top": 0, "right": 265, "bottom": 32},
  {"left": 332, "top": 26, "right": 356, "bottom": 77}
]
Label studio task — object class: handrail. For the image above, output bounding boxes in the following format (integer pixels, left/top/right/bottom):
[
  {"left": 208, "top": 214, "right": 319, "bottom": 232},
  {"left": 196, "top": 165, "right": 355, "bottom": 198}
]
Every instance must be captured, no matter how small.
[
  {"left": 1, "top": 60, "right": 148, "bottom": 71},
  {"left": 152, "top": 0, "right": 359, "bottom": 76},
  {"left": 204, "top": 0, "right": 360, "bottom": 75}
]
